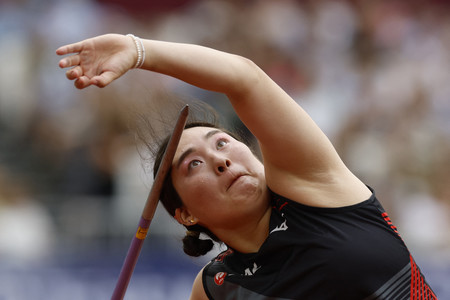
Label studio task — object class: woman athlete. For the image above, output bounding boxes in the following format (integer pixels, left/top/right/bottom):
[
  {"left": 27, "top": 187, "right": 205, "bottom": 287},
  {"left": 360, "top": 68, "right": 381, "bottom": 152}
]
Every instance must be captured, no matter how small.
[{"left": 57, "top": 33, "right": 436, "bottom": 299}]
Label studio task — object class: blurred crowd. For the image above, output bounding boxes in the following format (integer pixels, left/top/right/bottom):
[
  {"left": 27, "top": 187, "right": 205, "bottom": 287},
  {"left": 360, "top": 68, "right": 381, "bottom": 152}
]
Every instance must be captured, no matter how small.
[{"left": 0, "top": 0, "right": 449, "bottom": 276}]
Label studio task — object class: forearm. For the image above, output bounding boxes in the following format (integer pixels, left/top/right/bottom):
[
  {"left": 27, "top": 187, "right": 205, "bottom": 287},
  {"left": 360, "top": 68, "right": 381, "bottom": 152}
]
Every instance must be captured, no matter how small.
[{"left": 139, "top": 39, "right": 259, "bottom": 98}]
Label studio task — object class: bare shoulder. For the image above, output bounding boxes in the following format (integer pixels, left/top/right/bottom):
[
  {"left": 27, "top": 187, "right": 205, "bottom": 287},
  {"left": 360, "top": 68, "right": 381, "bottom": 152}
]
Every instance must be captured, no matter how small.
[{"left": 189, "top": 267, "right": 209, "bottom": 300}]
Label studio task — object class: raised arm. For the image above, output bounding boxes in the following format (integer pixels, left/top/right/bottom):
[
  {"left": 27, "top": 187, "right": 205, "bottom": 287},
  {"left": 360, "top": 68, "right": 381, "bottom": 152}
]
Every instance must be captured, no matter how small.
[{"left": 57, "top": 34, "right": 370, "bottom": 206}]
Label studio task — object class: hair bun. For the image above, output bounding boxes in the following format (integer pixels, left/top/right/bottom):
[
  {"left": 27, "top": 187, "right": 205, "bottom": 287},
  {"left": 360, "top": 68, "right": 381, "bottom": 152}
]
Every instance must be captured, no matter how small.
[{"left": 182, "top": 230, "right": 214, "bottom": 257}]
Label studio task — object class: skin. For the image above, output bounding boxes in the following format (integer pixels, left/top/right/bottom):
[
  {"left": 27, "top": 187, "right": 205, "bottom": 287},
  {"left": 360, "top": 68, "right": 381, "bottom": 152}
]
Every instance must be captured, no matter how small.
[
  {"left": 56, "top": 34, "right": 372, "bottom": 300},
  {"left": 171, "top": 127, "right": 271, "bottom": 254}
]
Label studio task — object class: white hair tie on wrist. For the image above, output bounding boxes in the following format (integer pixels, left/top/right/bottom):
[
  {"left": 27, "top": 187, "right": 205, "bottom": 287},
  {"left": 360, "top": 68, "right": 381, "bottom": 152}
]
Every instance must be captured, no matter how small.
[{"left": 126, "top": 33, "right": 146, "bottom": 69}]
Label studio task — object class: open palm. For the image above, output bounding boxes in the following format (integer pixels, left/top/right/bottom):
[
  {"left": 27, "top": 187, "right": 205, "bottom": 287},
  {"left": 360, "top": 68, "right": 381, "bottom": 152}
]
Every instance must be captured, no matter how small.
[{"left": 56, "top": 34, "right": 136, "bottom": 89}]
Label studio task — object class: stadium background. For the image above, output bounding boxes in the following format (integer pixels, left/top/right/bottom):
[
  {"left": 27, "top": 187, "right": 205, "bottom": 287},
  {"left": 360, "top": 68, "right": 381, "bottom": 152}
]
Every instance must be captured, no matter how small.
[{"left": 0, "top": 0, "right": 449, "bottom": 298}]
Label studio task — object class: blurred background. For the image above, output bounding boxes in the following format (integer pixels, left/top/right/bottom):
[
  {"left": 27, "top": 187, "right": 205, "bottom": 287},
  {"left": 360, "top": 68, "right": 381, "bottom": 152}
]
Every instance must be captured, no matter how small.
[{"left": 0, "top": 0, "right": 449, "bottom": 299}]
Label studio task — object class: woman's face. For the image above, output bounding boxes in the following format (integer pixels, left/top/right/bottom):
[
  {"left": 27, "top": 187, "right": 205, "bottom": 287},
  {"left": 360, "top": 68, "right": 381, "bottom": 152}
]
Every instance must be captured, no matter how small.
[{"left": 171, "top": 127, "right": 268, "bottom": 230}]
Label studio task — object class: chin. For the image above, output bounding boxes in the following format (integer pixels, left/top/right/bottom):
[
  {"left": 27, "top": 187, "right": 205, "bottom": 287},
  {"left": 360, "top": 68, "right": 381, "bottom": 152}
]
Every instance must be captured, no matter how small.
[{"left": 231, "top": 177, "right": 266, "bottom": 204}]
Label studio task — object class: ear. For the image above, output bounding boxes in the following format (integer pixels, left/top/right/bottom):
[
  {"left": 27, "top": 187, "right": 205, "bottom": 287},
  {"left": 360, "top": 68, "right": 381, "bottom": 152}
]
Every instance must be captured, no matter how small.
[{"left": 174, "top": 207, "right": 198, "bottom": 226}]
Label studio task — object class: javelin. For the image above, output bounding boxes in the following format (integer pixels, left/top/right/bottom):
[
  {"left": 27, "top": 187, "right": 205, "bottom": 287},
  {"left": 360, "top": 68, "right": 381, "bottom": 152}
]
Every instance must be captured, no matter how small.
[{"left": 111, "top": 105, "right": 189, "bottom": 300}]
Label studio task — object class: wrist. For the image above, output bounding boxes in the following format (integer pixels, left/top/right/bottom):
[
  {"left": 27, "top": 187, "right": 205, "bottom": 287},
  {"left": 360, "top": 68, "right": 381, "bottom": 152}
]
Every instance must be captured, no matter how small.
[{"left": 126, "top": 34, "right": 146, "bottom": 69}]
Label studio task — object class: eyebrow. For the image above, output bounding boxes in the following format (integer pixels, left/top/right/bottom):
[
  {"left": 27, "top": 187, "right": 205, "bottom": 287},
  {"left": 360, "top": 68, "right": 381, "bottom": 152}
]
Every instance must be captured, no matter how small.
[{"left": 175, "top": 129, "right": 222, "bottom": 169}]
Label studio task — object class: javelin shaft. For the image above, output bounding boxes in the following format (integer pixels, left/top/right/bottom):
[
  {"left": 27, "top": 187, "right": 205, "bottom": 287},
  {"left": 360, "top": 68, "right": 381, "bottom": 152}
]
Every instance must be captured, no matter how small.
[{"left": 111, "top": 105, "right": 189, "bottom": 300}]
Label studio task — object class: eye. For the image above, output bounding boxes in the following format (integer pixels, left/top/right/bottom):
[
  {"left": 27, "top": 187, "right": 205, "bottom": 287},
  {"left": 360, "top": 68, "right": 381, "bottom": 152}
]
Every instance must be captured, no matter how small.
[
  {"left": 217, "top": 139, "right": 228, "bottom": 149},
  {"left": 188, "top": 160, "right": 202, "bottom": 170}
]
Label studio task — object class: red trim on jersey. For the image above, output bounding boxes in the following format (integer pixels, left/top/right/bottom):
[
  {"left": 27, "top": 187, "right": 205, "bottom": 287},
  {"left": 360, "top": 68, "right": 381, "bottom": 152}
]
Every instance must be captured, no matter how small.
[{"left": 410, "top": 255, "right": 437, "bottom": 300}]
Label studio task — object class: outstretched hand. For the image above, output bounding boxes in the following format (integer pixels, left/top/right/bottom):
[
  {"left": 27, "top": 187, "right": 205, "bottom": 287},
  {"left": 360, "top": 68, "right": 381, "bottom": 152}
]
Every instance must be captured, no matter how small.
[{"left": 56, "top": 34, "right": 137, "bottom": 89}]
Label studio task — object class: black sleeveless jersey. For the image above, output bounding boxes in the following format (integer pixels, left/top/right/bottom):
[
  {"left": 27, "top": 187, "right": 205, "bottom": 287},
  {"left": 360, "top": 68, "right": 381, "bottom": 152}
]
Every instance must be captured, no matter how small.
[{"left": 202, "top": 188, "right": 437, "bottom": 299}]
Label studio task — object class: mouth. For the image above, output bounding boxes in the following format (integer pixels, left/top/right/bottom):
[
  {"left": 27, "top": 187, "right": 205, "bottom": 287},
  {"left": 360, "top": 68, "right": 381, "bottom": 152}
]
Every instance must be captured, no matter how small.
[{"left": 227, "top": 174, "right": 246, "bottom": 191}]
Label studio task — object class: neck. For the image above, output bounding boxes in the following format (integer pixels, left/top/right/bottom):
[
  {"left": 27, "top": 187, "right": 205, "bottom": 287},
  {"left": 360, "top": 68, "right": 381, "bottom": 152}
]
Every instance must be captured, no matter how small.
[{"left": 215, "top": 205, "right": 272, "bottom": 254}]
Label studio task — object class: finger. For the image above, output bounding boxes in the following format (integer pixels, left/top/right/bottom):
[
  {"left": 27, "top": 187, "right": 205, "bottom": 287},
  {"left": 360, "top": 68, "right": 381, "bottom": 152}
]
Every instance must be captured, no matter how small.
[
  {"left": 74, "top": 76, "right": 92, "bottom": 89},
  {"left": 92, "top": 71, "right": 119, "bottom": 88},
  {"left": 65, "top": 66, "right": 83, "bottom": 80},
  {"left": 59, "top": 55, "right": 81, "bottom": 69},
  {"left": 56, "top": 42, "right": 84, "bottom": 56}
]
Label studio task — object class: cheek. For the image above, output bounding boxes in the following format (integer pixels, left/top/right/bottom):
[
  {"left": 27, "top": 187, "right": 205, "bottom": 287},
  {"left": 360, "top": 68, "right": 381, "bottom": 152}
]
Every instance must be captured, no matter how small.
[
  {"left": 234, "top": 147, "right": 262, "bottom": 168},
  {"left": 175, "top": 174, "right": 218, "bottom": 207}
]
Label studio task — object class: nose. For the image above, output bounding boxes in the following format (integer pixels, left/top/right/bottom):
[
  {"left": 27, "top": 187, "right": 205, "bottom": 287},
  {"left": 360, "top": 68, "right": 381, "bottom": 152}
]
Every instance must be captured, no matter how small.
[{"left": 215, "top": 157, "right": 231, "bottom": 174}]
